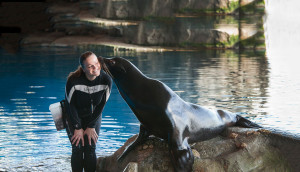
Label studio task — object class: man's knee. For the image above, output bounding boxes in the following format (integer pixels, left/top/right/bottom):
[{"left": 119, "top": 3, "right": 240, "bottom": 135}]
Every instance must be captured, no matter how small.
[
  {"left": 84, "top": 143, "right": 96, "bottom": 153},
  {"left": 72, "top": 144, "right": 84, "bottom": 154},
  {"left": 83, "top": 135, "right": 96, "bottom": 151}
]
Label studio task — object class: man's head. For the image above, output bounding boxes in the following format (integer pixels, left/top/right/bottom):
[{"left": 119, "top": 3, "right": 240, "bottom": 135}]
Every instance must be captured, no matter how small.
[{"left": 80, "top": 51, "right": 101, "bottom": 80}]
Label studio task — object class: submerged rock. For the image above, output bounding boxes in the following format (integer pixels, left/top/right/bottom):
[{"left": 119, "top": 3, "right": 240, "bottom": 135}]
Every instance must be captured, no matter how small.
[{"left": 97, "top": 127, "right": 299, "bottom": 172}]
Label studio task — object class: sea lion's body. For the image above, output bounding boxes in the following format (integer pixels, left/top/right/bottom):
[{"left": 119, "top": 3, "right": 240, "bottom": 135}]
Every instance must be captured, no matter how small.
[{"left": 103, "top": 57, "right": 261, "bottom": 172}]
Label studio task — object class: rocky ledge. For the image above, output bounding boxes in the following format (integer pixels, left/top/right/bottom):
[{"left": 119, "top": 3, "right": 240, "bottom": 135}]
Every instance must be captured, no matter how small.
[
  {"left": 97, "top": 127, "right": 300, "bottom": 172},
  {"left": 0, "top": 1, "right": 265, "bottom": 53}
]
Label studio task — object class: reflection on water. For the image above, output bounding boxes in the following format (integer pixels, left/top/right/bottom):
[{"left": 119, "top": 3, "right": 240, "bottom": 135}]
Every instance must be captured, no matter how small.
[
  {"left": 263, "top": 0, "right": 300, "bottom": 136},
  {"left": 122, "top": 14, "right": 264, "bottom": 49},
  {"left": 1, "top": 1, "right": 300, "bottom": 169},
  {"left": 0, "top": 44, "right": 299, "bottom": 170}
]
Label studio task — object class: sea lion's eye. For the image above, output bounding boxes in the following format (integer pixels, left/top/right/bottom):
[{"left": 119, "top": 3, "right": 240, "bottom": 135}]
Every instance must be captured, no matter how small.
[{"left": 110, "top": 60, "right": 116, "bottom": 65}]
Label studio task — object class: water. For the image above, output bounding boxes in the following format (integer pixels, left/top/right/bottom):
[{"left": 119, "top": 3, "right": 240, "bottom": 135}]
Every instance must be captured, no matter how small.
[
  {"left": 263, "top": 0, "right": 300, "bottom": 135},
  {"left": 1, "top": 1, "right": 300, "bottom": 171},
  {"left": 0, "top": 47, "right": 140, "bottom": 171},
  {"left": 0, "top": 45, "right": 299, "bottom": 171}
]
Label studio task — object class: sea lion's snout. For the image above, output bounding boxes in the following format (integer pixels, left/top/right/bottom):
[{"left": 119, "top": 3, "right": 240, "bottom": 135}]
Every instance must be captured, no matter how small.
[
  {"left": 103, "top": 58, "right": 115, "bottom": 65},
  {"left": 102, "top": 58, "right": 114, "bottom": 78},
  {"left": 103, "top": 57, "right": 127, "bottom": 77}
]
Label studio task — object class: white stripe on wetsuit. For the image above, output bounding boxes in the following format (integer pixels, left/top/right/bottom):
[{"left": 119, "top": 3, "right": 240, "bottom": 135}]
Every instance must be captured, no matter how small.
[{"left": 66, "top": 85, "right": 110, "bottom": 103}]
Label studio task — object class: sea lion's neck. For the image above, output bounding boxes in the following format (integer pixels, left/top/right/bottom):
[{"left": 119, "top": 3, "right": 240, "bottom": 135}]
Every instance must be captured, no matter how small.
[{"left": 116, "top": 72, "right": 149, "bottom": 105}]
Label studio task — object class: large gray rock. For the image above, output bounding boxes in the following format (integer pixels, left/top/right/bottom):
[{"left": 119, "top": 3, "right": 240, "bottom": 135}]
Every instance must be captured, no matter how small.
[
  {"left": 97, "top": 127, "right": 299, "bottom": 172},
  {"left": 122, "top": 19, "right": 230, "bottom": 46},
  {"left": 96, "top": 0, "right": 239, "bottom": 19},
  {"left": 13, "top": 0, "right": 265, "bottom": 50}
]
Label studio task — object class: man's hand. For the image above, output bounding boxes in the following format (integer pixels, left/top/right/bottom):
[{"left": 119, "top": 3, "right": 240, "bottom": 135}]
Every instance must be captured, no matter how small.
[
  {"left": 71, "top": 129, "right": 85, "bottom": 146},
  {"left": 84, "top": 128, "right": 98, "bottom": 145}
]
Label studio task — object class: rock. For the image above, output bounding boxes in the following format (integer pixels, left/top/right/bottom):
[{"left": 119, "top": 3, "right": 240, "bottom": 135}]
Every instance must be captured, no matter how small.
[
  {"left": 122, "top": 20, "right": 230, "bottom": 47},
  {"left": 0, "top": 1, "right": 265, "bottom": 52},
  {"left": 123, "top": 162, "right": 138, "bottom": 172},
  {"left": 229, "top": 132, "right": 238, "bottom": 139},
  {"left": 191, "top": 149, "right": 200, "bottom": 159},
  {"left": 96, "top": 0, "right": 260, "bottom": 19},
  {"left": 97, "top": 136, "right": 174, "bottom": 172},
  {"left": 97, "top": 127, "right": 299, "bottom": 172}
]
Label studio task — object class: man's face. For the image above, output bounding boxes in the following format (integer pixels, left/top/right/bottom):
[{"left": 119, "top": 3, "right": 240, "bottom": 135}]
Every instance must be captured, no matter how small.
[{"left": 82, "top": 54, "right": 101, "bottom": 79}]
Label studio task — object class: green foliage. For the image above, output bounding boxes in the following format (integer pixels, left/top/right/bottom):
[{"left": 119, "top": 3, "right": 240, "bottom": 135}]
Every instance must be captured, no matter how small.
[
  {"left": 231, "top": 30, "right": 265, "bottom": 50},
  {"left": 239, "top": 0, "right": 266, "bottom": 15},
  {"left": 224, "top": 35, "right": 240, "bottom": 47},
  {"left": 218, "top": 1, "right": 240, "bottom": 14},
  {"left": 176, "top": 0, "right": 265, "bottom": 15}
]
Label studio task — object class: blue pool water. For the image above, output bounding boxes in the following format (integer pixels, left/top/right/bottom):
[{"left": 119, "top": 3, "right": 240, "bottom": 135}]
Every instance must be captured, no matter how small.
[
  {"left": 0, "top": 47, "right": 139, "bottom": 171},
  {"left": 0, "top": 45, "right": 299, "bottom": 171}
]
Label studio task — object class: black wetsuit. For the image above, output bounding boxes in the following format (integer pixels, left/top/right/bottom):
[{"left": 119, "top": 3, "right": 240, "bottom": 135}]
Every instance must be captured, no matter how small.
[{"left": 65, "top": 70, "right": 112, "bottom": 172}]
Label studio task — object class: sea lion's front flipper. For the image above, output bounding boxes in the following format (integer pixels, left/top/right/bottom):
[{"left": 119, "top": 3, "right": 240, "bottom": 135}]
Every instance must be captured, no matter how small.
[
  {"left": 169, "top": 137, "right": 194, "bottom": 172},
  {"left": 118, "top": 125, "right": 149, "bottom": 162}
]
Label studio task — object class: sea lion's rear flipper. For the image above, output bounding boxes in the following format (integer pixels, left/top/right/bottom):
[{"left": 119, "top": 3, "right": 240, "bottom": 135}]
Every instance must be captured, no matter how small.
[
  {"left": 118, "top": 125, "right": 149, "bottom": 162},
  {"left": 236, "top": 115, "right": 262, "bottom": 128}
]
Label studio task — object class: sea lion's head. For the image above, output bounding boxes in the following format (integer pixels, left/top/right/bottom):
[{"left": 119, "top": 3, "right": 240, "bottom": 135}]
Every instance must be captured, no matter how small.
[
  {"left": 102, "top": 57, "right": 144, "bottom": 85},
  {"left": 102, "top": 57, "right": 127, "bottom": 80},
  {"left": 103, "top": 57, "right": 148, "bottom": 105}
]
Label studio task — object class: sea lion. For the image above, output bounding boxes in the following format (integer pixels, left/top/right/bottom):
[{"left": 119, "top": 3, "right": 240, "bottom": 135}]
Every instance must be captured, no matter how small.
[{"left": 102, "top": 57, "right": 261, "bottom": 172}]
